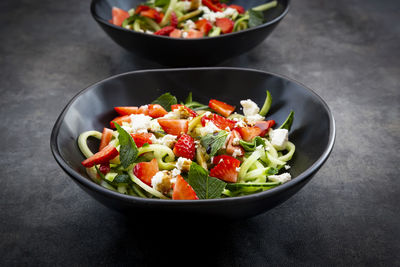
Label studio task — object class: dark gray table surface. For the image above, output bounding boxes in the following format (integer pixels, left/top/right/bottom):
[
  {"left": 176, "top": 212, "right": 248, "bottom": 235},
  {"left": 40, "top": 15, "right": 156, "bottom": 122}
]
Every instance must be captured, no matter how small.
[{"left": 1, "top": 0, "right": 399, "bottom": 266}]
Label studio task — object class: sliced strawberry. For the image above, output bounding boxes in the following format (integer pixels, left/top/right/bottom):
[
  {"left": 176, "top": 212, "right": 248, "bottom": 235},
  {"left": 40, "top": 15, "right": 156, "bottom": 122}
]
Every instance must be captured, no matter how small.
[
  {"left": 172, "top": 175, "right": 198, "bottom": 200},
  {"left": 210, "top": 155, "right": 240, "bottom": 183},
  {"left": 110, "top": 115, "right": 131, "bottom": 128},
  {"left": 255, "top": 120, "right": 276, "bottom": 136},
  {"left": 130, "top": 133, "right": 153, "bottom": 148},
  {"left": 201, "top": 114, "right": 236, "bottom": 130},
  {"left": 135, "top": 5, "right": 150, "bottom": 14},
  {"left": 155, "top": 26, "right": 176, "bottom": 36},
  {"left": 195, "top": 19, "right": 213, "bottom": 35},
  {"left": 171, "top": 104, "right": 198, "bottom": 118},
  {"left": 158, "top": 119, "right": 188, "bottom": 135},
  {"left": 226, "top": 129, "right": 244, "bottom": 157},
  {"left": 186, "top": 29, "right": 204, "bottom": 38},
  {"left": 212, "top": 155, "right": 235, "bottom": 165},
  {"left": 229, "top": 4, "right": 245, "bottom": 14},
  {"left": 81, "top": 144, "right": 119, "bottom": 168},
  {"left": 111, "top": 7, "right": 130, "bottom": 27},
  {"left": 138, "top": 105, "right": 149, "bottom": 115},
  {"left": 99, "top": 128, "right": 114, "bottom": 151},
  {"left": 148, "top": 104, "right": 168, "bottom": 118},
  {"left": 133, "top": 158, "right": 159, "bottom": 186},
  {"left": 202, "top": 0, "right": 222, "bottom": 12},
  {"left": 114, "top": 106, "right": 139, "bottom": 116},
  {"left": 209, "top": 99, "right": 235, "bottom": 117},
  {"left": 173, "top": 134, "right": 195, "bottom": 160},
  {"left": 170, "top": 11, "right": 178, "bottom": 27},
  {"left": 215, "top": 18, "right": 234, "bottom": 34},
  {"left": 169, "top": 29, "right": 182, "bottom": 38},
  {"left": 140, "top": 8, "right": 162, "bottom": 23},
  {"left": 237, "top": 126, "right": 262, "bottom": 142}
]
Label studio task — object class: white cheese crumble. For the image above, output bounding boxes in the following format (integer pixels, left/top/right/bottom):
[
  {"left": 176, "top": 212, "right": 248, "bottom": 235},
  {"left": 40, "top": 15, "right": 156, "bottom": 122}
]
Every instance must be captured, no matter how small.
[
  {"left": 235, "top": 119, "right": 247, "bottom": 128},
  {"left": 270, "top": 129, "right": 289, "bottom": 150},
  {"left": 162, "top": 110, "right": 180, "bottom": 119},
  {"left": 246, "top": 114, "right": 265, "bottom": 124},
  {"left": 183, "top": 1, "right": 192, "bottom": 11},
  {"left": 182, "top": 31, "right": 189, "bottom": 38},
  {"left": 268, "top": 173, "right": 291, "bottom": 184},
  {"left": 151, "top": 171, "right": 166, "bottom": 189},
  {"left": 232, "top": 148, "right": 242, "bottom": 158},
  {"left": 223, "top": 7, "right": 237, "bottom": 17},
  {"left": 232, "top": 137, "right": 240, "bottom": 146},
  {"left": 240, "top": 99, "right": 260, "bottom": 116},
  {"left": 171, "top": 168, "right": 181, "bottom": 177},
  {"left": 183, "top": 19, "right": 196, "bottom": 30},
  {"left": 199, "top": 6, "right": 225, "bottom": 23},
  {"left": 235, "top": 167, "right": 241, "bottom": 172},
  {"left": 176, "top": 157, "right": 190, "bottom": 170},
  {"left": 285, "top": 165, "right": 291, "bottom": 170},
  {"left": 150, "top": 119, "right": 162, "bottom": 132},
  {"left": 129, "top": 114, "right": 152, "bottom": 133},
  {"left": 154, "top": 134, "right": 178, "bottom": 148},
  {"left": 199, "top": 121, "right": 221, "bottom": 136}
]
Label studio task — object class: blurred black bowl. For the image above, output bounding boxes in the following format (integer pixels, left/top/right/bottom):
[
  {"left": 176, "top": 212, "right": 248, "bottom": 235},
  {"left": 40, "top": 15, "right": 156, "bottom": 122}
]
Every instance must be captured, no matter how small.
[
  {"left": 51, "top": 68, "right": 335, "bottom": 220},
  {"left": 90, "top": 0, "right": 290, "bottom": 66}
]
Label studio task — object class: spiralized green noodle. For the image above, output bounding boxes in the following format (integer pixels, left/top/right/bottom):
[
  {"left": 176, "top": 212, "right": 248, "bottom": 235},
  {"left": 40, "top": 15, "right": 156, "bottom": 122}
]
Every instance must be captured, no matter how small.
[
  {"left": 78, "top": 131, "right": 102, "bottom": 158},
  {"left": 138, "top": 144, "right": 176, "bottom": 170},
  {"left": 128, "top": 171, "right": 169, "bottom": 199},
  {"left": 278, "top": 141, "right": 295, "bottom": 162}
]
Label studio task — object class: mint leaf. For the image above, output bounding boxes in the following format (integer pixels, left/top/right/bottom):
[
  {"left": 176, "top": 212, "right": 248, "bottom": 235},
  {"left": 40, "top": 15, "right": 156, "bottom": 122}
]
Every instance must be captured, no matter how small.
[
  {"left": 113, "top": 122, "right": 139, "bottom": 168},
  {"left": 152, "top": 92, "right": 177, "bottom": 111},
  {"left": 279, "top": 110, "right": 294, "bottom": 131},
  {"left": 201, "top": 131, "right": 229, "bottom": 156},
  {"left": 188, "top": 162, "right": 226, "bottom": 199},
  {"left": 184, "top": 92, "right": 192, "bottom": 105},
  {"left": 155, "top": 0, "right": 170, "bottom": 7},
  {"left": 239, "top": 136, "right": 265, "bottom": 152},
  {"left": 249, "top": 9, "right": 264, "bottom": 28},
  {"left": 113, "top": 173, "right": 132, "bottom": 185}
]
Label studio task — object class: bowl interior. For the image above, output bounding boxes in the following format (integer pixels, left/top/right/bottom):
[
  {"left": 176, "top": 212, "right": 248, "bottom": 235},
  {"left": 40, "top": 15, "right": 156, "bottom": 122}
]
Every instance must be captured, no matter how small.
[
  {"left": 54, "top": 68, "right": 333, "bottom": 189},
  {"left": 93, "top": 0, "right": 288, "bottom": 29}
]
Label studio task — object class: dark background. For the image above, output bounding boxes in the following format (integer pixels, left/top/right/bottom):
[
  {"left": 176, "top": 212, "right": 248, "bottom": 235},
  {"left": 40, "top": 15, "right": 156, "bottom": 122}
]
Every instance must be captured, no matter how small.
[{"left": 1, "top": 0, "right": 399, "bottom": 266}]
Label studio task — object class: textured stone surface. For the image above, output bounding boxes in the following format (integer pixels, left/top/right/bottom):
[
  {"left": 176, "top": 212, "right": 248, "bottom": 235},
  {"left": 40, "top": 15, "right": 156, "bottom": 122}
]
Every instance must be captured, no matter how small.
[{"left": 1, "top": 0, "right": 399, "bottom": 266}]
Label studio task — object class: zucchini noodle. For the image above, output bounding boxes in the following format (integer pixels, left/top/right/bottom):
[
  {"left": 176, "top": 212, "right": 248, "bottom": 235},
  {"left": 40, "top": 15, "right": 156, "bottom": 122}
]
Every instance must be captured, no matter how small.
[
  {"left": 78, "top": 130, "right": 102, "bottom": 158},
  {"left": 138, "top": 144, "right": 176, "bottom": 170},
  {"left": 278, "top": 141, "right": 295, "bottom": 162},
  {"left": 128, "top": 171, "right": 169, "bottom": 199}
]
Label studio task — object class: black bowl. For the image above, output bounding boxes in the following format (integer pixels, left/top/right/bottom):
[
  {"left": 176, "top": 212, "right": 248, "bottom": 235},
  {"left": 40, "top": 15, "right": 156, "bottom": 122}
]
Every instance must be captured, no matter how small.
[
  {"left": 51, "top": 68, "right": 335, "bottom": 220},
  {"left": 90, "top": 0, "right": 290, "bottom": 66}
]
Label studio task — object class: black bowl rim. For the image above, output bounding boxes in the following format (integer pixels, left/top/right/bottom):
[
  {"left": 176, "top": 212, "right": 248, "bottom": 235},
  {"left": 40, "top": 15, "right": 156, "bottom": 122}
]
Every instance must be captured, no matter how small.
[
  {"left": 90, "top": 0, "right": 291, "bottom": 40},
  {"left": 50, "top": 67, "right": 335, "bottom": 206}
]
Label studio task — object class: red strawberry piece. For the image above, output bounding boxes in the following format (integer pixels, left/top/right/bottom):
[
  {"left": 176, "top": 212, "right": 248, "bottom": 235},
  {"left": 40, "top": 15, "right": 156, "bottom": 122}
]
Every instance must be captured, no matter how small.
[
  {"left": 210, "top": 155, "right": 240, "bottom": 183},
  {"left": 110, "top": 115, "right": 131, "bottom": 128},
  {"left": 195, "top": 19, "right": 213, "bottom": 35},
  {"left": 186, "top": 29, "right": 204, "bottom": 38},
  {"left": 254, "top": 120, "right": 276, "bottom": 136},
  {"left": 155, "top": 26, "right": 176, "bottom": 36},
  {"left": 114, "top": 106, "right": 139, "bottom": 116},
  {"left": 111, "top": 7, "right": 130, "bottom": 27},
  {"left": 212, "top": 155, "right": 236, "bottom": 165},
  {"left": 229, "top": 4, "right": 245, "bottom": 14},
  {"left": 140, "top": 8, "right": 162, "bottom": 23},
  {"left": 172, "top": 175, "right": 198, "bottom": 200},
  {"left": 170, "top": 11, "right": 178, "bottom": 27},
  {"left": 169, "top": 29, "right": 182, "bottom": 38},
  {"left": 171, "top": 104, "right": 198, "bottom": 118},
  {"left": 130, "top": 133, "right": 153, "bottom": 148},
  {"left": 236, "top": 126, "right": 263, "bottom": 142},
  {"left": 99, "top": 163, "right": 110, "bottom": 175},
  {"left": 99, "top": 128, "right": 114, "bottom": 151},
  {"left": 201, "top": 114, "right": 236, "bottom": 131},
  {"left": 173, "top": 134, "right": 195, "bottom": 160},
  {"left": 157, "top": 119, "right": 189, "bottom": 135},
  {"left": 208, "top": 99, "right": 235, "bottom": 117},
  {"left": 135, "top": 5, "right": 150, "bottom": 14},
  {"left": 133, "top": 158, "right": 159, "bottom": 186},
  {"left": 81, "top": 144, "right": 119, "bottom": 168},
  {"left": 148, "top": 104, "right": 168, "bottom": 118},
  {"left": 226, "top": 129, "right": 244, "bottom": 157},
  {"left": 215, "top": 18, "right": 234, "bottom": 34},
  {"left": 202, "top": 0, "right": 222, "bottom": 12}
]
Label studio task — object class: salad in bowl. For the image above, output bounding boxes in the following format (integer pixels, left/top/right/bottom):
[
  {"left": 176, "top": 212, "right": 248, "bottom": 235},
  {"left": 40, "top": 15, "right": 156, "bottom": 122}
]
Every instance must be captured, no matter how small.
[
  {"left": 109, "top": 0, "right": 278, "bottom": 38},
  {"left": 78, "top": 91, "right": 295, "bottom": 200}
]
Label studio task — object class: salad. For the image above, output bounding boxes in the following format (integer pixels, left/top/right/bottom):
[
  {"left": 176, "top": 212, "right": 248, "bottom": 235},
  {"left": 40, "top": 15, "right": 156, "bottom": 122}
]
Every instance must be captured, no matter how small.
[
  {"left": 78, "top": 91, "right": 295, "bottom": 200},
  {"left": 109, "top": 0, "right": 278, "bottom": 38}
]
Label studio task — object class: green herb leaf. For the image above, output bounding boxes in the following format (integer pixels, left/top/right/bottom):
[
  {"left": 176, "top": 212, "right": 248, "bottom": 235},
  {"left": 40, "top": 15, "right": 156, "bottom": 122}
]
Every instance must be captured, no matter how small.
[
  {"left": 152, "top": 92, "right": 177, "bottom": 111},
  {"left": 155, "top": 0, "right": 170, "bottom": 7},
  {"left": 279, "top": 110, "right": 294, "bottom": 131},
  {"left": 188, "top": 162, "right": 226, "bottom": 199},
  {"left": 113, "top": 122, "right": 139, "bottom": 168},
  {"left": 248, "top": 9, "right": 264, "bottom": 28},
  {"left": 184, "top": 92, "right": 192, "bottom": 104},
  {"left": 239, "top": 136, "right": 265, "bottom": 152},
  {"left": 200, "top": 130, "right": 229, "bottom": 156},
  {"left": 113, "top": 173, "right": 132, "bottom": 185}
]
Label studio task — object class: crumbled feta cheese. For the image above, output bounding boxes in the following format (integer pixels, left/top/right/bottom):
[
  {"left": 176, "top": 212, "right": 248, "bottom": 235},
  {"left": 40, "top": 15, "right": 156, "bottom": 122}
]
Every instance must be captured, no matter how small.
[
  {"left": 246, "top": 114, "right": 265, "bottom": 125},
  {"left": 183, "top": 19, "right": 196, "bottom": 29},
  {"left": 235, "top": 119, "right": 247, "bottom": 128},
  {"left": 199, "top": 6, "right": 225, "bottom": 23},
  {"left": 270, "top": 129, "right": 289, "bottom": 150},
  {"left": 232, "top": 137, "right": 240, "bottom": 146},
  {"left": 129, "top": 114, "right": 152, "bottom": 133},
  {"left": 199, "top": 121, "right": 221, "bottom": 136},
  {"left": 151, "top": 171, "right": 166, "bottom": 189},
  {"left": 285, "top": 165, "right": 291, "bottom": 170},
  {"left": 171, "top": 168, "right": 181, "bottom": 177},
  {"left": 182, "top": 31, "right": 189, "bottom": 38},
  {"left": 240, "top": 99, "right": 260, "bottom": 116},
  {"left": 235, "top": 167, "right": 241, "bottom": 172},
  {"left": 268, "top": 173, "right": 291, "bottom": 184},
  {"left": 150, "top": 119, "right": 162, "bottom": 132},
  {"left": 183, "top": 1, "right": 192, "bottom": 11},
  {"left": 171, "top": 177, "right": 177, "bottom": 184},
  {"left": 156, "top": 134, "right": 178, "bottom": 148},
  {"left": 232, "top": 148, "right": 242, "bottom": 158},
  {"left": 223, "top": 7, "right": 237, "bottom": 17},
  {"left": 155, "top": 7, "right": 163, "bottom": 12},
  {"left": 162, "top": 110, "right": 180, "bottom": 119},
  {"left": 176, "top": 157, "right": 190, "bottom": 170}
]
